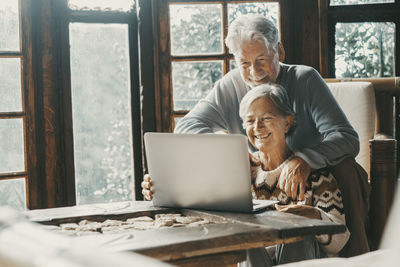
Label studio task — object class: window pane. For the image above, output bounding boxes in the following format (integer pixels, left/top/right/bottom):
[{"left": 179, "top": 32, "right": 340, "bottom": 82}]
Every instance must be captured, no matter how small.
[
  {"left": 330, "top": 0, "right": 393, "bottom": 6},
  {"left": 230, "top": 59, "right": 237, "bottom": 70},
  {"left": 0, "top": 0, "right": 20, "bottom": 51},
  {"left": 70, "top": 23, "right": 134, "bottom": 205},
  {"left": 0, "top": 58, "right": 22, "bottom": 112},
  {"left": 228, "top": 2, "right": 279, "bottom": 27},
  {"left": 0, "top": 178, "right": 26, "bottom": 210},
  {"left": 172, "top": 61, "right": 222, "bottom": 110},
  {"left": 68, "top": 0, "right": 134, "bottom": 11},
  {"left": 335, "top": 22, "right": 394, "bottom": 78},
  {"left": 170, "top": 4, "right": 222, "bottom": 55},
  {"left": 0, "top": 119, "right": 24, "bottom": 173}
]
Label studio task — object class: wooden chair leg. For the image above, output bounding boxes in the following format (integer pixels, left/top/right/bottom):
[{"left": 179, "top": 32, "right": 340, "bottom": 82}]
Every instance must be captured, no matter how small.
[{"left": 369, "top": 138, "right": 397, "bottom": 250}]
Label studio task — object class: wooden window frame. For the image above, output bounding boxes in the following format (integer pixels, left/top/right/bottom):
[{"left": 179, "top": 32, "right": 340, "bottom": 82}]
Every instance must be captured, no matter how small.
[
  {"left": 59, "top": 1, "right": 143, "bottom": 204},
  {"left": 154, "top": 0, "right": 280, "bottom": 132},
  {"left": 0, "top": 0, "right": 42, "bottom": 209},
  {"left": 325, "top": 0, "right": 400, "bottom": 78},
  {"left": 15, "top": 0, "right": 144, "bottom": 209}
]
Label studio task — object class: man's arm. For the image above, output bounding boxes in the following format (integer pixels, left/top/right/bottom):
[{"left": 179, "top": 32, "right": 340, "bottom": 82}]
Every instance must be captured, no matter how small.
[
  {"left": 174, "top": 70, "right": 246, "bottom": 134},
  {"left": 294, "top": 69, "right": 359, "bottom": 170},
  {"left": 278, "top": 67, "right": 359, "bottom": 200},
  {"left": 174, "top": 98, "right": 228, "bottom": 134}
]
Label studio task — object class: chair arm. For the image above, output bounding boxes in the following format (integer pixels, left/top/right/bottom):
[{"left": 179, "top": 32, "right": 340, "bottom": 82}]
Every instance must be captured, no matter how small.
[{"left": 368, "top": 135, "right": 397, "bottom": 250}]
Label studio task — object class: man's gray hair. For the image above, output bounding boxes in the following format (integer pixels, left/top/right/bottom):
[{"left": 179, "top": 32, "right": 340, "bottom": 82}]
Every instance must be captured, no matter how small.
[
  {"left": 239, "top": 83, "right": 295, "bottom": 125},
  {"left": 225, "top": 14, "right": 279, "bottom": 56}
]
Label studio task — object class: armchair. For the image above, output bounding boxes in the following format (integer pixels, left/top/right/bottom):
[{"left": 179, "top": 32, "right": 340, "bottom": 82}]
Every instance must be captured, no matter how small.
[{"left": 325, "top": 77, "right": 399, "bottom": 250}]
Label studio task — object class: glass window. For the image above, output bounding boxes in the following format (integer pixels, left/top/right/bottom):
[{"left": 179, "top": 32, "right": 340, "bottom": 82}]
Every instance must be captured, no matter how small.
[
  {"left": 0, "top": 178, "right": 26, "bottom": 210},
  {"left": 166, "top": 1, "right": 280, "bottom": 127},
  {"left": 0, "top": 58, "right": 22, "bottom": 112},
  {"left": 230, "top": 59, "right": 237, "bottom": 70},
  {"left": 172, "top": 61, "right": 223, "bottom": 110},
  {"left": 170, "top": 4, "right": 222, "bottom": 55},
  {"left": 0, "top": 0, "right": 20, "bottom": 51},
  {"left": 335, "top": 22, "right": 395, "bottom": 78},
  {"left": 330, "top": 0, "right": 394, "bottom": 6},
  {"left": 69, "top": 23, "right": 134, "bottom": 205},
  {"left": 68, "top": 0, "right": 134, "bottom": 11},
  {"left": 228, "top": 2, "right": 279, "bottom": 27},
  {"left": 0, "top": 119, "right": 25, "bottom": 173}
]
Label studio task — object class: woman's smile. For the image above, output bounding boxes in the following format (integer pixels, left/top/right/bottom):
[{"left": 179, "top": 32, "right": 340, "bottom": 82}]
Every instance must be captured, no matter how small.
[{"left": 254, "top": 132, "right": 271, "bottom": 140}]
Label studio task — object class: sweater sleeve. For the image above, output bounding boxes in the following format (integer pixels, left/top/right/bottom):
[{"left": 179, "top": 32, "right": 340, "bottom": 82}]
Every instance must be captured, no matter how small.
[
  {"left": 293, "top": 69, "right": 359, "bottom": 169},
  {"left": 311, "top": 171, "right": 350, "bottom": 255},
  {"left": 316, "top": 208, "right": 350, "bottom": 255}
]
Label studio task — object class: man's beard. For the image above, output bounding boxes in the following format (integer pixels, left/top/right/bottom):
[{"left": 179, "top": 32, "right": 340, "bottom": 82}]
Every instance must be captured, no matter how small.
[{"left": 247, "top": 73, "right": 271, "bottom": 87}]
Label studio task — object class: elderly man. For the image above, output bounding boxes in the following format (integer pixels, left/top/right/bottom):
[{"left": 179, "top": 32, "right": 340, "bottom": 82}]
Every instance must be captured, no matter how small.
[{"left": 174, "top": 14, "right": 370, "bottom": 257}]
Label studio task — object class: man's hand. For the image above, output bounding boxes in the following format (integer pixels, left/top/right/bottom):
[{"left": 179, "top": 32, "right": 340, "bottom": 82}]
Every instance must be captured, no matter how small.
[
  {"left": 141, "top": 174, "right": 153, "bottom": 201},
  {"left": 275, "top": 204, "right": 321, "bottom": 220},
  {"left": 277, "top": 156, "right": 311, "bottom": 201}
]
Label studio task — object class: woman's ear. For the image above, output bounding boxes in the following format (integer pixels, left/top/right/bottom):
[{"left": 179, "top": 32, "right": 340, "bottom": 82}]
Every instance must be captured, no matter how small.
[
  {"left": 284, "top": 115, "right": 294, "bottom": 133},
  {"left": 278, "top": 42, "right": 285, "bottom": 62}
]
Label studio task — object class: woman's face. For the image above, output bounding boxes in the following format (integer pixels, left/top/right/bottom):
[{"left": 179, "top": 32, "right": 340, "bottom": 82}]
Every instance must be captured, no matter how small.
[
  {"left": 244, "top": 97, "right": 293, "bottom": 152},
  {"left": 236, "top": 39, "right": 283, "bottom": 87}
]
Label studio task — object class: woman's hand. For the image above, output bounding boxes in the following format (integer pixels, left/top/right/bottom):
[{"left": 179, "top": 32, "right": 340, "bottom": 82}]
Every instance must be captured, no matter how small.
[
  {"left": 275, "top": 204, "right": 321, "bottom": 220},
  {"left": 141, "top": 174, "right": 153, "bottom": 201},
  {"left": 277, "top": 156, "right": 311, "bottom": 201}
]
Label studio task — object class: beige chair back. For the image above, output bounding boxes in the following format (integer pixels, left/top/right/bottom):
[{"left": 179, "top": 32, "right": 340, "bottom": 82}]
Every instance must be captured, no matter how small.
[{"left": 326, "top": 82, "right": 376, "bottom": 177}]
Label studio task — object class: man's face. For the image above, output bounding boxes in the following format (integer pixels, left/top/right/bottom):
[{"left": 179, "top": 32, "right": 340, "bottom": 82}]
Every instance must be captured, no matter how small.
[{"left": 236, "top": 39, "right": 281, "bottom": 87}]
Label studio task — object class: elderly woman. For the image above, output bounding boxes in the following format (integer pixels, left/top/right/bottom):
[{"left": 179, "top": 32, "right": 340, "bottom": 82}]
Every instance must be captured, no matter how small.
[
  {"left": 173, "top": 14, "right": 369, "bottom": 256},
  {"left": 142, "top": 83, "right": 350, "bottom": 266},
  {"left": 238, "top": 83, "right": 349, "bottom": 266}
]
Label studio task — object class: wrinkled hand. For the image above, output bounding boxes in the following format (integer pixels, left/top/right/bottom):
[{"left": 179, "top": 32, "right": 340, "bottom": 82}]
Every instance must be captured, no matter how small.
[
  {"left": 141, "top": 174, "right": 153, "bottom": 201},
  {"left": 275, "top": 204, "right": 321, "bottom": 220},
  {"left": 278, "top": 156, "right": 311, "bottom": 201}
]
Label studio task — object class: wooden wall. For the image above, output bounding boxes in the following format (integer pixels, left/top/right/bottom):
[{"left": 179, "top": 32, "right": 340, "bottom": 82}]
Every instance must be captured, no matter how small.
[{"left": 280, "top": 0, "right": 323, "bottom": 74}]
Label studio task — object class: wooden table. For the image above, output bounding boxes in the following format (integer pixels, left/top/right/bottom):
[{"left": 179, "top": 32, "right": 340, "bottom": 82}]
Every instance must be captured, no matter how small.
[{"left": 25, "top": 201, "right": 346, "bottom": 266}]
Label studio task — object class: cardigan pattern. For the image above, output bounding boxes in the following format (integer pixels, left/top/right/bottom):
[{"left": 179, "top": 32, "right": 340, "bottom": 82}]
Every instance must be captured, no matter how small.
[
  {"left": 252, "top": 166, "right": 345, "bottom": 217},
  {"left": 251, "top": 162, "right": 349, "bottom": 255}
]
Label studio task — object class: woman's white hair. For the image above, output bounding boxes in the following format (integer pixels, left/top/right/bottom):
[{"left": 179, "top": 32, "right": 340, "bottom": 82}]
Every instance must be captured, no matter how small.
[
  {"left": 225, "top": 14, "right": 279, "bottom": 56},
  {"left": 239, "top": 83, "right": 295, "bottom": 129}
]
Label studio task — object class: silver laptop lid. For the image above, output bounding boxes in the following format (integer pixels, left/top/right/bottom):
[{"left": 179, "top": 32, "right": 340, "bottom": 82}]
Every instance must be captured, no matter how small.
[{"left": 144, "top": 133, "right": 253, "bottom": 212}]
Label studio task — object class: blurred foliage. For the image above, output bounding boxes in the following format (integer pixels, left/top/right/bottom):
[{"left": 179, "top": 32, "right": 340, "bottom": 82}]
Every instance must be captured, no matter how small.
[
  {"left": 335, "top": 22, "right": 394, "bottom": 78},
  {"left": 70, "top": 24, "right": 134, "bottom": 205},
  {"left": 0, "top": 179, "right": 26, "bottom": 211},
  {"left": 170, "top": 5, "right": 222, "bottom": 55},
  {"left": 0, "top": 59, "right": 22, "bottom": 113},
  {"left": 173, "top": 61, "right": 222, "bottom": 110},
  {"left": 0, "top": 3, "right": 19, "bottom": 50},
  {"left": 171, "top": 3, "right": 278, "bottom": 111}
]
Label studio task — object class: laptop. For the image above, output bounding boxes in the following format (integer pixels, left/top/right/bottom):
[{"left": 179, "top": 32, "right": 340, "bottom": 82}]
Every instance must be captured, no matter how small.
[{"left": 144, "top": 132, "right": 277, "bottom": 213}]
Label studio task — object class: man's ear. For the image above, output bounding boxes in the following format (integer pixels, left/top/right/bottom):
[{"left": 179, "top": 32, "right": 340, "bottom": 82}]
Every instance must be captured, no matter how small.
[{"left": 278, "top": 42, "right": 285, "bottom": 62}]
